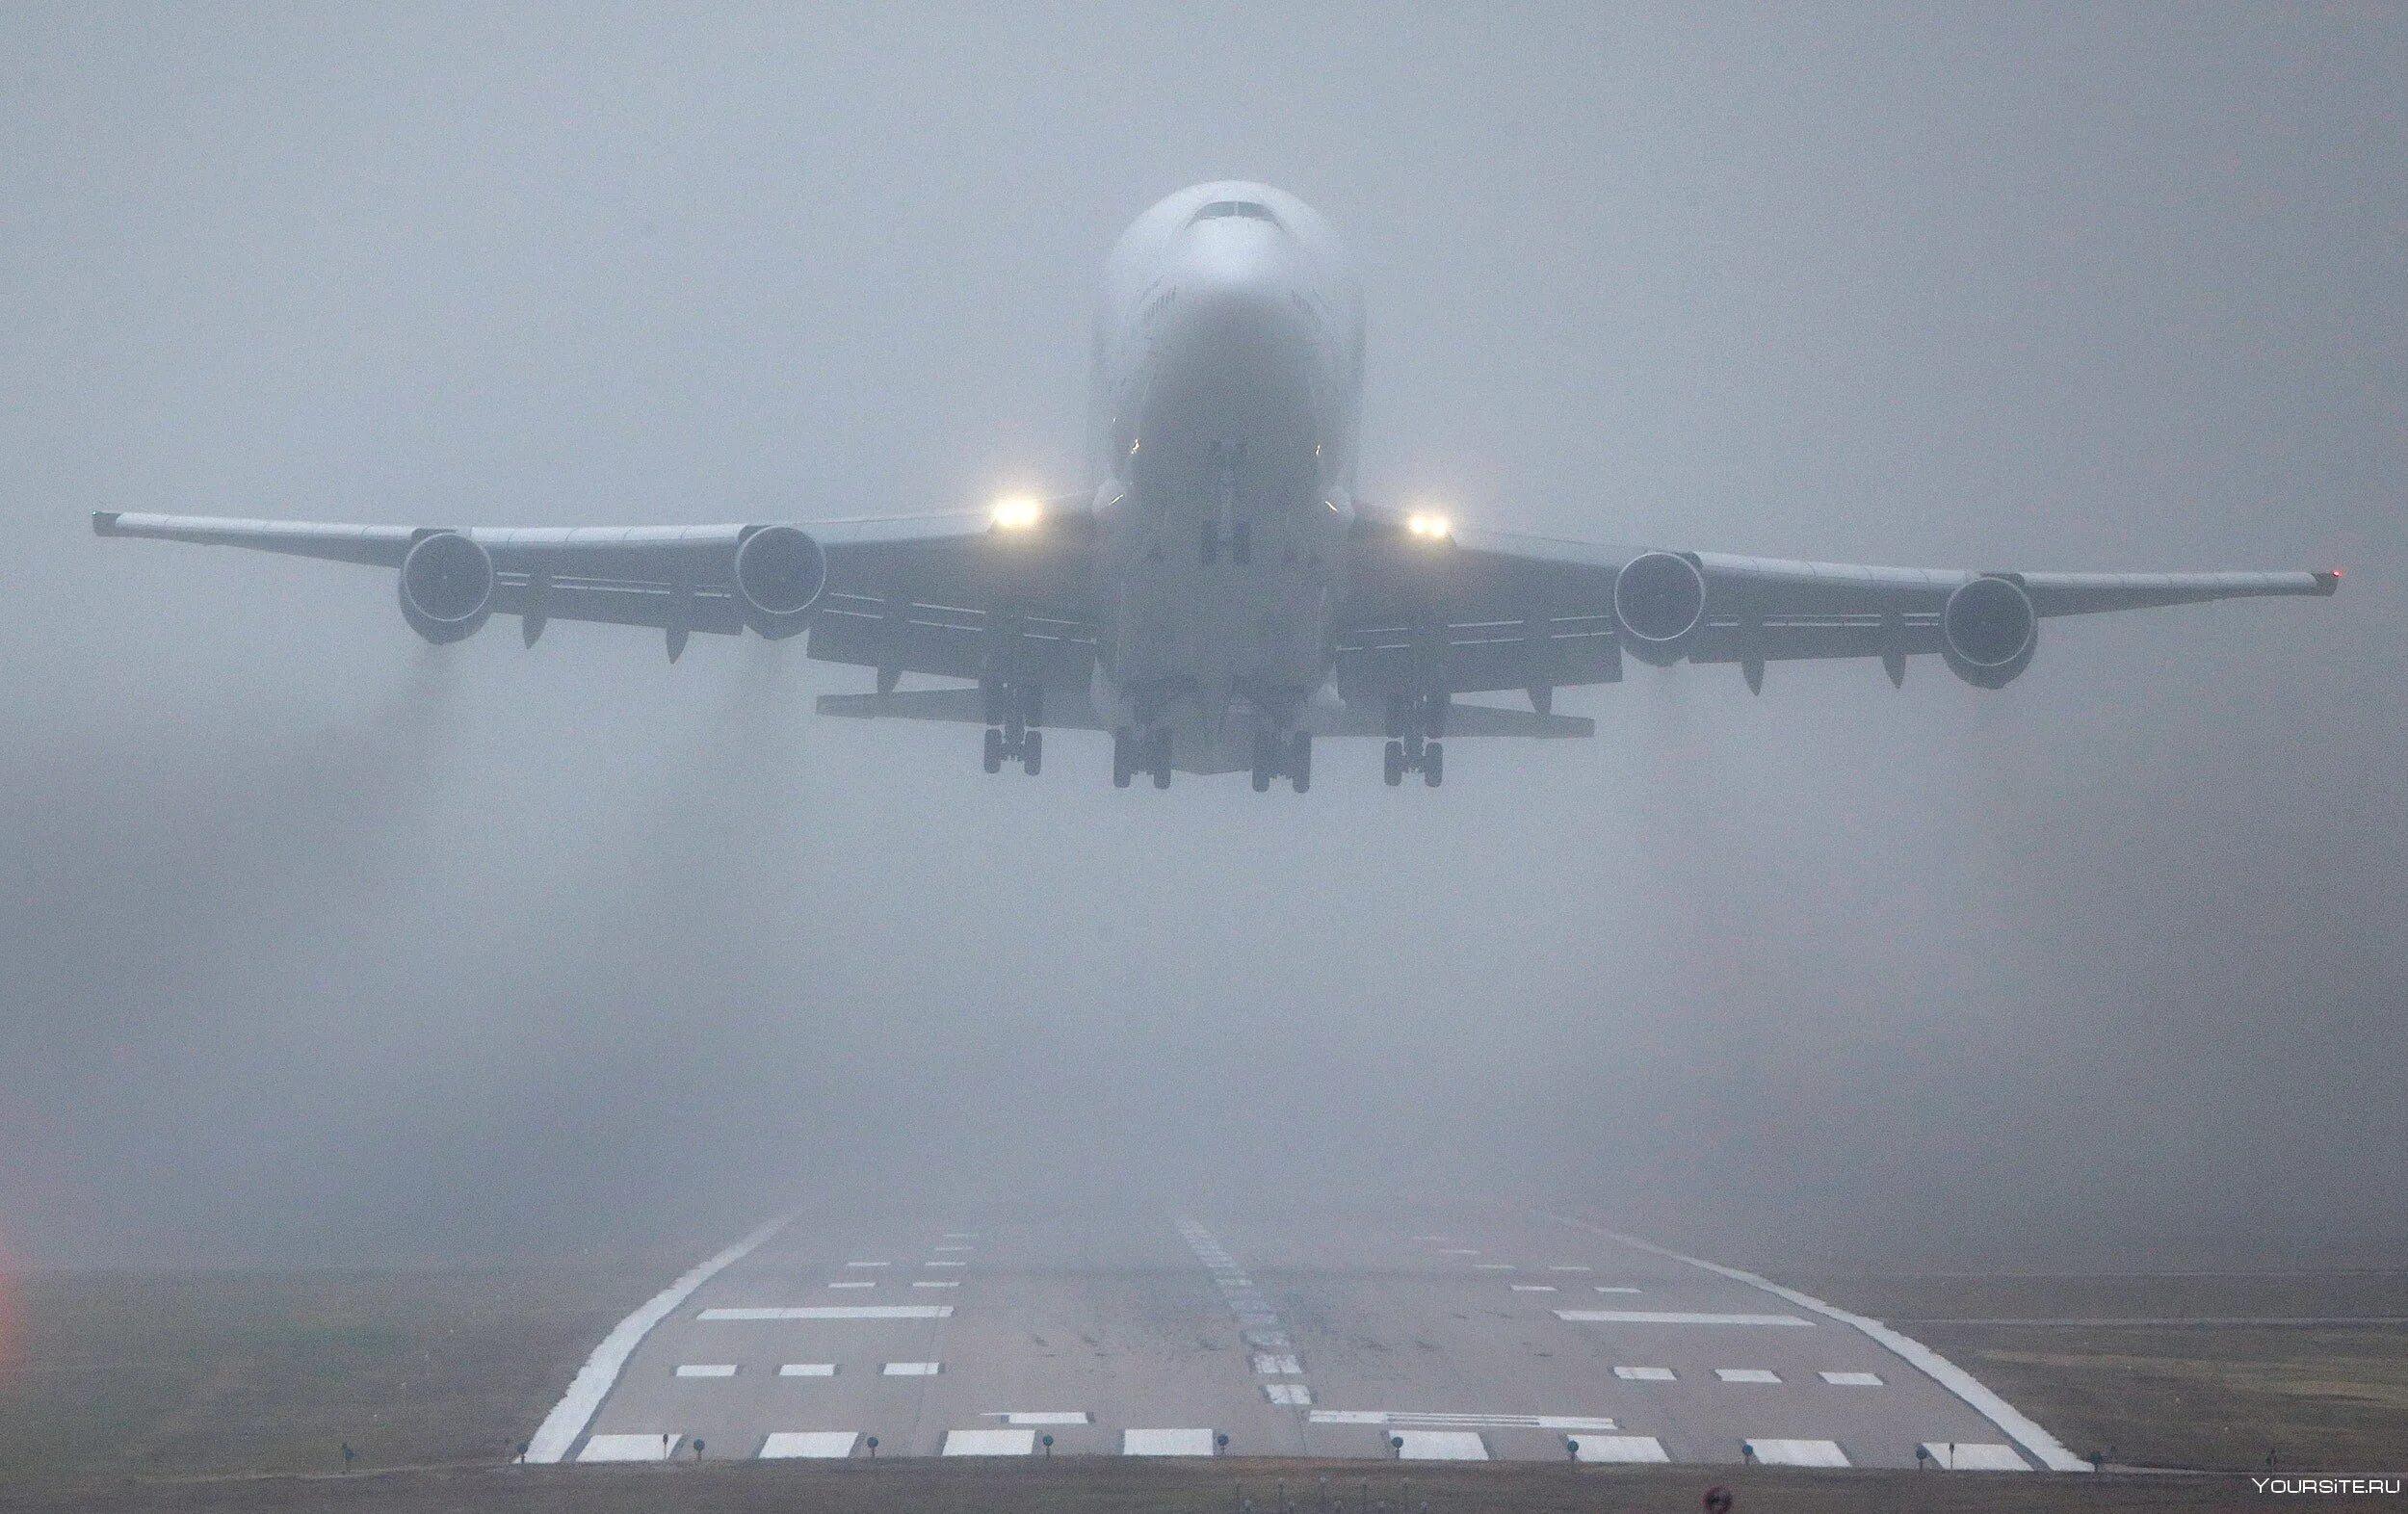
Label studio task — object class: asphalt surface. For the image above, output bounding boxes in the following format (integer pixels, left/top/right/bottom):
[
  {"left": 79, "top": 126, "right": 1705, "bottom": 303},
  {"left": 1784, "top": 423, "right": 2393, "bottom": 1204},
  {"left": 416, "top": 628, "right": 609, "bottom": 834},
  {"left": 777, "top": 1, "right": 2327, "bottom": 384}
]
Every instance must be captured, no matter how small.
[{"left": 558, "top": 1208, "right": 2047, "bottom": 1471}]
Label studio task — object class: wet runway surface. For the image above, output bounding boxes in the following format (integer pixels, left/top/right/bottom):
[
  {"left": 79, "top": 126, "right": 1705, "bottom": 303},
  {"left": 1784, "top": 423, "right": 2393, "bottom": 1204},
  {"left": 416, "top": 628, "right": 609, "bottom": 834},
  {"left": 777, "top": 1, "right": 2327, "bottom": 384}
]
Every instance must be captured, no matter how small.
[{"left": 544, "top": 1208, "right": 2071, "bottom": 1471}]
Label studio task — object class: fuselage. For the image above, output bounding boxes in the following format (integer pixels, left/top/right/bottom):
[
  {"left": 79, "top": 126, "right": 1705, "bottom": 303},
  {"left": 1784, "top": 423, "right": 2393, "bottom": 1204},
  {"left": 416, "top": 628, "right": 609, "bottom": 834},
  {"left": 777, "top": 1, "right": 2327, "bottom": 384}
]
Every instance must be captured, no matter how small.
[{"left": 1084, "top": 182, "right": 1367, "bottom": 770}]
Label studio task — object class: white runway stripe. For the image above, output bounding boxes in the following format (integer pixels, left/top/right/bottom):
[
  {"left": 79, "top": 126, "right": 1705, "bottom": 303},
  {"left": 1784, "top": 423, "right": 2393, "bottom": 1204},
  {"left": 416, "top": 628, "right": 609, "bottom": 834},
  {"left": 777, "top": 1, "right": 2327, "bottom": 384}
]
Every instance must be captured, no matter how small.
[
  {"left": 1593, "top": 1286, "right": 1642, "bottom": 1293},
  {"left": 1548, "top": 1214, "right": 2092, "bottom": 1473},
  {"left": 882, "top": 1361, "right": 941, "bottom": 1375},
  {"left": 525, "top": 1213, "right": 791, "bottom": 1464},
  {"left": 943, "top": 1428, "right": 1034, "bottom": 1455},
  {"left": 912, "top": 1280, "right": 959, "bottom": 1289},
  {"left": 578, "top": 1432, "right": 678, "bottom": 1462},
  {"left": 1251, "top": 1353, "right": 1303, "bottom": 1375},
  {"left": 1510, "top": 1284, "right": 1557, "bottom": 1292},
  {"left": 1614, "top": 1366, "right": 1676, "bottom": 1381},
  {"left": 673, "top": 1364, "right": 737, "bottom": 1378},
  {"left": 1124, "top": 1427, "right": 1217, "bottom": 1456},
  {"left": 844, "top": 1260, "right": 888, "bottom": 1267},
  {"left": 827, "top": 1280, "right": 876, "bottom": 1289},
  {"left": 701, "top": 1306, "right": 951, "bottom": 1320},
  {"left": 759, "top": 1431, "right": 856, "bottom": 1458},
  {"left": 1717, "top": 1369, "right": 1782, "bottom": 1383},
  {"left": 1394, "top": 1430, "right": 1487, "bottom": 1460},
  {"left": 1748, "top": 1438, "right": 1849, "bottom": 1467},
  {"left": 1312, "top": 1411, "right": 1617, "bottom": 1431},
  {"left": 1821, "top": 1370, "right": 1884, "bottom": 1386},
  {"left": 1264, "top": 1383, "right": 1313, "bottom": 1405},
  {"left": 999, "top": 1412, "right": 1090, "bottom": 1425},
  {"left": 1546, "top": 1265, "right": 1592, "bottom": 1273},
  {"left": 1557, "top": 1310, "right": 1809, "bottom": 1326},
  {"left": 1572, "top": 1435, "right": 1670, "bottom": 1463},
  {"left": 777, "top": 1363, "right": 836, "bottom": 1377},
  {"left": 1921, "top": 1441, "right": 2029, "bottom": 1470}
]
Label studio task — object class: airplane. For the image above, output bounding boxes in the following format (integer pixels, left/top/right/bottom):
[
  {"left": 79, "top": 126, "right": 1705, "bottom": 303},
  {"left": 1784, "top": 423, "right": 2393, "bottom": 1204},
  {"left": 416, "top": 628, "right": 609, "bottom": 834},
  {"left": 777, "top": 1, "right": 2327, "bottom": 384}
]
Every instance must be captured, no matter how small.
[{"left": 95, "top": 180, "right": 2340, "bottom": 792}]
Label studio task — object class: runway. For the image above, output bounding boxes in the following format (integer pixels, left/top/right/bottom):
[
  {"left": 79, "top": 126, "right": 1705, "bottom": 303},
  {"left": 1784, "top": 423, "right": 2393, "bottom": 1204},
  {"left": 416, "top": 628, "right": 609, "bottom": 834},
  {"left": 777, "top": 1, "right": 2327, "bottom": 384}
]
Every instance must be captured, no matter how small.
[{"left": 530, "top": 1208, "right": 2085, "bottom": 1472}]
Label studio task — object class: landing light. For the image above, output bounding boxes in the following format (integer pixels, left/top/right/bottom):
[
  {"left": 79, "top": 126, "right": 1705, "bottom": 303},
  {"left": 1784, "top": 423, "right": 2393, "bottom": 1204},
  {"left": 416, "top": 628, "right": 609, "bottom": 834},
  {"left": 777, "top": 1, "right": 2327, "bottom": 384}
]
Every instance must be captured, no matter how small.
[
  {"left": 1405, "top": 510, "right": 1453, "bottom": 541},
  {"left": 990, "top": 495, "right": 1043, "bottom": 531}
]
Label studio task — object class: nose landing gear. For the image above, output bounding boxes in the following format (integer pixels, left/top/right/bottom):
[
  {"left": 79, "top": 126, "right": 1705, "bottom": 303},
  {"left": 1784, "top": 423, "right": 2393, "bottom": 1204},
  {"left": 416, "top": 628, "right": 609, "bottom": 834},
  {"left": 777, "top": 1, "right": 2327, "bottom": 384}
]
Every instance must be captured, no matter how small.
[
  {"left": 1113, "top": 726, "right": 1176, "bottom": 790},
  {"left": 981, "top": 680, "right": 1044, "bottom": 775},
  {"left": 1249, "top": 729, "right": 1312, "bottom": 794},
  {"left": 1381, "top": 692, "right": 1448, "bottom": 788}
]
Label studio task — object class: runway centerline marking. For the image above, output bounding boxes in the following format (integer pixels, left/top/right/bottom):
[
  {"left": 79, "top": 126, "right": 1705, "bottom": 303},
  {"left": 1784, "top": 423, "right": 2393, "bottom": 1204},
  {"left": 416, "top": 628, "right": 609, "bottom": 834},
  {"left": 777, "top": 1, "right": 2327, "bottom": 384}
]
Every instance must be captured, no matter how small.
[
  {"left": 995, "top": 1411, "right": 1090, "bottom": 1425},
  {"left": 827, "top": 1281, "right": 876, "bottom": 1289},
  {"left": 844, "top": 1261, "right": 889, "bottom": 1268},
  {"left": 1543, "top": 1214, "right": 2092, "bottom": 1472},
  {"left": 1252, "top": 1352, "right": 1303, "bottom": 1374},
  {"left": 701, "top": 1305, "right": 952, "bottom": 1321},
  {"left": 1716, "top": 1369, "right": 1782, "bottom": 1383},
  {"left": 673, "top": 1364, "right": 737, "bottom": 1378},
  {"left": 776, "top": 1363, "right": 836, "bottom": 1376},
  {"left": 1593, "top": 1286, "right": 1642, "bottom": 1293},
  {"left": 1265, "top": 1383, "right": 1313, "bottom": 1406},
  {"left": 1822, "top": 1370, "right": 1884, "bottom": 1386},
  {"left": 525, "top": 1211, "right": 793, "bottom": 1465},
  {"left": 1510, "top": 1284, "right": 1557, "bottom": 1292},
  {"left": 883, "top": 1361, "right": 942, "bottom": 1375},
  {"left": 1614, "top": 1366, "right": 1676, "bottom": 1381},
  {"left": 1556, "top": 1310, "right": 1811, "bottom": 1326},
  {"left": 913, "top": 1280, "right": 959, "bottom": 1289}
]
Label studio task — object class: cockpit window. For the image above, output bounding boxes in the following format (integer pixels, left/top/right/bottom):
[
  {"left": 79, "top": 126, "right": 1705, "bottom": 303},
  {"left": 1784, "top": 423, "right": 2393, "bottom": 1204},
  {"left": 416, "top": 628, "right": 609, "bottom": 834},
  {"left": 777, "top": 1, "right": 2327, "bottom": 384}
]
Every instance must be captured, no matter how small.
[{"left": 1192, "top": 200, "right": 1279, "bottom": 225}]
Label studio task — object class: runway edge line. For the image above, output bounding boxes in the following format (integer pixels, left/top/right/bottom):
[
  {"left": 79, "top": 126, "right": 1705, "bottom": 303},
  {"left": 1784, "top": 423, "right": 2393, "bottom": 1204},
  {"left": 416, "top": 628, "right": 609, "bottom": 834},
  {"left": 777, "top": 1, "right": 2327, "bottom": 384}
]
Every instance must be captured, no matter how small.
[
  {"left": 523, "top": 1212, "right": 797, "bottom": 1463},
  {"left": 1542, "top": 1212, "right": 2091, "bottom": 1473}
]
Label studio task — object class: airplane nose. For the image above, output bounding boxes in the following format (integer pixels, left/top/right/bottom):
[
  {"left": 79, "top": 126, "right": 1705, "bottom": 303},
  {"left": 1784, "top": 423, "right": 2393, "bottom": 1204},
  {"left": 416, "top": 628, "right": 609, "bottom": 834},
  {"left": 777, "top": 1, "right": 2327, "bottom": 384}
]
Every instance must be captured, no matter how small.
[{"left": 1160, "top": 224, "right": 1316, "bottom": 360}]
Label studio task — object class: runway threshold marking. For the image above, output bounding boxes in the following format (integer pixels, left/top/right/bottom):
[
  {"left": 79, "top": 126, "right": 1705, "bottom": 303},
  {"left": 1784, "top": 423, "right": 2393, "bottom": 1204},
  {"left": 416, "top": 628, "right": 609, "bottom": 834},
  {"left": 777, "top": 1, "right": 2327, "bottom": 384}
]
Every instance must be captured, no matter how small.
[
  {"left": 759, "top": 1431, "right": 857, "bottom": 1458},
  {"left": 1312, "top": 1411, "right": 1617, "bottom": 1431},
  {"left": 1394, "top": 1430, "right": 1488, "bottom": 1460},
  {"left": 1748, "top": 1438, "right": 1849, "bottom": 1467},
  {"left": 1921, "top": 1441, "right": 2030, "bottom": 1470},
  {"left": 1252, "top": 1352, "right": 1303, "bottom": 1374},
  {"left": 1557, "top": 1310, "right": 1811, "bottom": 1326},
  {"left": 1124, "top": 1427, "right": 1217, "bottom": 1456},
  {"left": 1541, "top": 1214, "right": 2093, "bottom": 1472},
  {"left": 1572, "top": 1435, "right": 1670, "bottom": 1463},
  {"left": 525, "top": 1212, "right": 794, "bottom": 1465},
  {"left": 700, "top": 1305, "right": 953, "bottom": 1320},
  {"left": 1265, "top": 1383, "right": 1313, "bottom": 1405},
  {"left": 994, "top": 1412, "right": 1090, "bottom": 1425},
  {"left": 578, "top": 1432, "right": 680, "bottom": 1462},
  {"left": 943, "top": 1428, "right": 1034, "bottom": 1455}
]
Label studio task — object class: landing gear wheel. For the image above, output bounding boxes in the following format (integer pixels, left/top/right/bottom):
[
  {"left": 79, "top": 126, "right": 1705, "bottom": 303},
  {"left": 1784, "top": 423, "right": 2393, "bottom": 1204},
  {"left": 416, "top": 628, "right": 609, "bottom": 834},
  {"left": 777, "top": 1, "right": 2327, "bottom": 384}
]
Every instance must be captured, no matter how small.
[
  {"left": 982, "top": 726, "right": 1005, "bottom": 774},
  {"left": 1021, "top": 728, "right": 1042, "bottom": 776},
  {"left": 1112, "top": 726, "right": 1134, "bottom": 788},
  {"left": 1288, "top": 731, "right": 1312, "bottom": 794},
  {"left": 1383, "top": 740, "right": 1406, "bottom": 786},
  {"left": 1250, "top": 731, "right": 1275, "bottom": 793},
  {"left": 1423, "top": 741, "right": 1445, "bottom": 787},
  {"left": 1150, "top": 729, "right": 1173, "bottom": 789}
]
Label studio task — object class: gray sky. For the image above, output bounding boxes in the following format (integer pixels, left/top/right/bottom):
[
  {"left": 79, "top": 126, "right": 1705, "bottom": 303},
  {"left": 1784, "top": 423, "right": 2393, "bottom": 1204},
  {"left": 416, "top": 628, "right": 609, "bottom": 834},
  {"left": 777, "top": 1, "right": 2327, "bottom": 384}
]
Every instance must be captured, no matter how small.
[{"left": 3, "top": 3, "right": 2401, "bottom": 1271}]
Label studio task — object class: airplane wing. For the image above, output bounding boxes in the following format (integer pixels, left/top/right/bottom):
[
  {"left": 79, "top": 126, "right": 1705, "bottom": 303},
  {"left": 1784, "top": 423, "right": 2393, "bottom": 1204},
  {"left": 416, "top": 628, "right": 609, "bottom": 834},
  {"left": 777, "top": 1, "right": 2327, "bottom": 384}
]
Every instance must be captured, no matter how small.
[
  {"left": 92, "top": 503, "right": 1099, "bottom": 686},
  {"left": 1336, "top": 502, "right": 2342, "bottom": 703}
]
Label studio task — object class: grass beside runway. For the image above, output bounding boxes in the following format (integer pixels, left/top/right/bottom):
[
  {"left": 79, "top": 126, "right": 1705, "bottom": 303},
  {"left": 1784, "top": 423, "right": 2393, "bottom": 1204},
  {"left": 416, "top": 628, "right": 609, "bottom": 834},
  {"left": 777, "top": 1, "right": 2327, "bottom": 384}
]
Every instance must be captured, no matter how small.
[
  {"left": 1794, "top": 1271, "right": 2408, "bottom": 1474},
  {"left": 0, "top": 1262, "right": 673, "bottom": 1489},
  {"left": 0, "top": 1456, "right": 2304, "bottom": 1513}
]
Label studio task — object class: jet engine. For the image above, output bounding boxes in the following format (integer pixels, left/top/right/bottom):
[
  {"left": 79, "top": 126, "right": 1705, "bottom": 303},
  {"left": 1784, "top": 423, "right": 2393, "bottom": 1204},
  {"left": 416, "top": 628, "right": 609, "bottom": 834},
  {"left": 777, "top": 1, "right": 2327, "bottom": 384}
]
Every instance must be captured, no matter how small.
[
  {"left": 397, "top": 530, "right": 495, "bottom": 643},
  {"left": 1612, "top": 551, "right": 1707, "bottom": 665},
  {"left": 733, "top": 524, "right": 828, "bottom": 639},
  {"left": 1940, "top": 574, "right": 2038, "bottom": 689}
]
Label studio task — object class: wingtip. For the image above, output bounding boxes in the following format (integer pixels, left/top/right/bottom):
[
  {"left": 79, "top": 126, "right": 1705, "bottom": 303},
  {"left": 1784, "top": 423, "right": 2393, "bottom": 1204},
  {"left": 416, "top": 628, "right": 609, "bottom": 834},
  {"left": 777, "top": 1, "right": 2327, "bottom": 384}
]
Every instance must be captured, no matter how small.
[
  {"left": 92, "top": 510, "right": 121, "bottom": 536},
  {"left": 2316, "top": 567, "right": 2343, "bottom": 595}
]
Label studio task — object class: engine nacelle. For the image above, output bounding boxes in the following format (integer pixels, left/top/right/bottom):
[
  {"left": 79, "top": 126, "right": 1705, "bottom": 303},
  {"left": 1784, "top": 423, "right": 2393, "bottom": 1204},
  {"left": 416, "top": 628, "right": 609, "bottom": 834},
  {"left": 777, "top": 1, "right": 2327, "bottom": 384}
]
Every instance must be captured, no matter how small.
[
  {"left": 1613, "top": 551, "right": 1707, "bottom": 665},
  {"left": 1941, "top": 574, "right": 2038, "bottom": 689},
  {"left": 398, "top": 531, "right": 494, "bottom": 644},
  {"left": 733, "top": 524, "right": 828, "bottom": 639}
]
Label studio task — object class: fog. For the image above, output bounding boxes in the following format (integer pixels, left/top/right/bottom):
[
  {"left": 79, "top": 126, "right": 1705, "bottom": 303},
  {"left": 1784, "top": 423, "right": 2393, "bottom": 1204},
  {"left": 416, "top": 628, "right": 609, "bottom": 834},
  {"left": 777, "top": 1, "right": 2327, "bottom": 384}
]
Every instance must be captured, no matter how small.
[{"left": 3, "top": 4, "right": 2401, "bottom": 1274}]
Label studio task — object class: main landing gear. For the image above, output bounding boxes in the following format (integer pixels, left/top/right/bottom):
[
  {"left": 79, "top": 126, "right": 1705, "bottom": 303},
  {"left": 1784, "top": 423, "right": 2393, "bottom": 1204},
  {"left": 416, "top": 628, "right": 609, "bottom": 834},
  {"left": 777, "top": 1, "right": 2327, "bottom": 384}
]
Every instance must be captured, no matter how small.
[
  {"left": 1249, "top": 729, "right": 1312, "bottom": 794},
  {"left": 1382, "top": 692, "right": 1448, "bottom": 788},
  {"left": 981, "top": 680, "right": 1043, "bottom": 775},
  {"left": 1112, "top": 725, "right": 1175, "bottom": 790}
]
